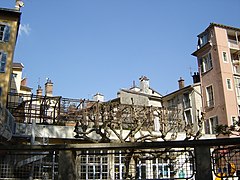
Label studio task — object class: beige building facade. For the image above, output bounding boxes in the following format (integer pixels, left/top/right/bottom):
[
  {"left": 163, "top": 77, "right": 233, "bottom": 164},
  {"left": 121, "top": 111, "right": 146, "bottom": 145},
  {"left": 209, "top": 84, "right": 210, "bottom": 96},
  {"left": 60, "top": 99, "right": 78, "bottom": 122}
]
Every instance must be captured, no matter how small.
[
  {"left": 10, "top": 62, "right": 32, "bottom": 95},
  {"left": 162, "top": 75, "right": 202, "bottom": 133},
  {"left": 192, "top": 23, "right": 240, "bottom": 134},
  {"left": 116, "top": 76, "right": 162, "bottom": 107}
]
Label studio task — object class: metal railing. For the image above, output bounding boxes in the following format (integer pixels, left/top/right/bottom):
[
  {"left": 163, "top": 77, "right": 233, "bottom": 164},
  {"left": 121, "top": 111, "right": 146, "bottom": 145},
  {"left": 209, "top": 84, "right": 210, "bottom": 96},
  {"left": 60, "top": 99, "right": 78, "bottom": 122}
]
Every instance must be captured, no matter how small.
[
  {"left": 212, "top": 145, "right": 240, "bottom": 179},
  {"left": 228, "top": 39, "right": 240, "bottom": 49},
  {"left": 0, "top": 103, "right": 15, "bottom": 140},
  {"left": 0, "top": 137, "right": 240, "bottom": 180},
  {"left": 7, "top": 93, "right": 61, "bottom": 124},
  {"left": 0, "top": 151, "right": 58, "bottom": 179}
]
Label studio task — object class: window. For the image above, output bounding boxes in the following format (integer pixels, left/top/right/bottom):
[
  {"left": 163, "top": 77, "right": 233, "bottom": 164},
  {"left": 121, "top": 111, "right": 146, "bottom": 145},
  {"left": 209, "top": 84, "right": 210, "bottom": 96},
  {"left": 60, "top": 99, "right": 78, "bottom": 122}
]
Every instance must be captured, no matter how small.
[
  {"left": 12, "top": 73, "right": 17, "bottom": 78},
  {"left": 137, "top": 159, "right": 147, "bottom": 179},
  {"left": 185, "top": 110, "right": 192, "bottom": 124},
  {"left": 232, "top": 116, "right": 237, "bottom": 125},
  {"left": 114, "top": 151, "right": 125, "bottom": 180},
  {"left": 167, "top": 98, "right": 177, "bottom": 108},
  {"left": 226, "top": 79, "right": 232, "bottom": 90},
  {"left": 151, "top": 158, "right": 172, "bottom": 179},
  {"left": 210, "top": 116, "right": 218, "bottom": 134},
  {"left": 0, "top": 51, "right": 7, "bottom": 72},
  {"left": 200, "top": 53, "right": 213, "bottom": 73},
  {"left": 0, "top": 24, "right": 10, "bottom": 42},
  {"left": 183, "top": 93, "right": 191, "bottom": 109},
  {"left": 204, "top": 120, "right": 210, "bottom": 134},
  {"left": 206, "top": 85, "right": 214, "bottom": 107},
  {"left": 234, "top": 78, "right": 240, "bottom": 104},
  {"left": 0, "top": 87, "right": 2, "bottom": 96},
  {"left": 222, "top": 52, "right": 228, "bottom": 62},
  {"left": 78, "top": 150, "right": 109, "bottom": 180},
  {"left": 198, "top": 33, "right": 209, "bottom": 48},
  {"left": 205, "top": 116, "right": 218, "bottom": 134}
]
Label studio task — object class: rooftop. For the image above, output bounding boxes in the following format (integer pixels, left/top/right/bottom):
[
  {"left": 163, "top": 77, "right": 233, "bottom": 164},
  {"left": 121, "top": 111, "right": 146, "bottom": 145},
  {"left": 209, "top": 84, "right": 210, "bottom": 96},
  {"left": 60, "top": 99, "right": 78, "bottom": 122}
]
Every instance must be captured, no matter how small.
[
  {"left": 12, "top": 62, "right": 24, "bottom": 69},
  {"left": 198, "top": 23, "right": 240, "bottom": 37},
  {"left": 0, "top": 7, "right": 21, "bottom": 18}
]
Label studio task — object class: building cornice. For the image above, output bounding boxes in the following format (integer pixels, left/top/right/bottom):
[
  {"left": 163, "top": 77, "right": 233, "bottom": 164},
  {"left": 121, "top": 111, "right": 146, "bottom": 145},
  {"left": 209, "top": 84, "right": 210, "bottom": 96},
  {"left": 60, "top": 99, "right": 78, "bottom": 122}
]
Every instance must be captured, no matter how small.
[{"left": 0, "top": 8, "right": 22, "bottom": 18}]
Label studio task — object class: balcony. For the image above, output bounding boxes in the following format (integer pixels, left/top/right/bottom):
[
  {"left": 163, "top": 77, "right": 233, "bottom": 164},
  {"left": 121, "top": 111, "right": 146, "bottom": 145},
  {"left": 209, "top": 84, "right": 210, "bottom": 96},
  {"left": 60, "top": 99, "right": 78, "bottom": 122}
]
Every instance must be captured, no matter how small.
[
  {"left": 228, "top": 39, "right": 240, "bottom": 50},
  {"left": 233, "top": 63, "right": 240, "bottom": 74},
  {"left": 237, "top": 96, "right": 240, "bottom": 105}
]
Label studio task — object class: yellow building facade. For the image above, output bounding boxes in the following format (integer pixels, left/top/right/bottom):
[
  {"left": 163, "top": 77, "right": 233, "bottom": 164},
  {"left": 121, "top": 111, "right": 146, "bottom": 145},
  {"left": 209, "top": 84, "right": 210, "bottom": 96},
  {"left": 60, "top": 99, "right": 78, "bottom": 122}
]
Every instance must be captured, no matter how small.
[{"left": 0, "top": 8, "right": 21, "bottom": 109}]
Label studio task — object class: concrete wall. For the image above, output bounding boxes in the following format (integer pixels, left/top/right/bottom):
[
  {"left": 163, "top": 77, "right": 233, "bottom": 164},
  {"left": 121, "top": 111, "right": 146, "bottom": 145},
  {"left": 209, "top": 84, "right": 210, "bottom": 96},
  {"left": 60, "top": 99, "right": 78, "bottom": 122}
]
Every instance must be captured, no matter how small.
[{"left": 14, "top": 122, "right": 216, "bottom": 144}]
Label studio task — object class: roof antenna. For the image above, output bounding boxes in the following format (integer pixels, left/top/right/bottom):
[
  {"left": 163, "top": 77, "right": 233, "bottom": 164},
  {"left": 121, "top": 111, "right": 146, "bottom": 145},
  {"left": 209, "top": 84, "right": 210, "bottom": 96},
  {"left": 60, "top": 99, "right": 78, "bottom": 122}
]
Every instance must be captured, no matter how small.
[{"left": 189, "top": 66, "right": 193, "bottom": 76}]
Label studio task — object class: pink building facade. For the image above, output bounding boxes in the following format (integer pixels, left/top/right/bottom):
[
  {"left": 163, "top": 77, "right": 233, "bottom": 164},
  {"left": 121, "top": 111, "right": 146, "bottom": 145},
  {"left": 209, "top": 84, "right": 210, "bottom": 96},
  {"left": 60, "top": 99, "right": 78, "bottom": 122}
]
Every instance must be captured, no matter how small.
[{"left": 192, "top": 23, "right": 240, "bottom": 134}]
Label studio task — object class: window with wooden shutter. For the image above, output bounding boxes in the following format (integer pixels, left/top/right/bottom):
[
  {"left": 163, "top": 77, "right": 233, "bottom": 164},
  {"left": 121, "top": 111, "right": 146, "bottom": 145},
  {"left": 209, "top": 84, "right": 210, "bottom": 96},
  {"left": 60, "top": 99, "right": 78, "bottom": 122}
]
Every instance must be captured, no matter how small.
[
  {"left": 0, "top": 51, "right": 7, "bottom": 72},
  {"left": 0, "top": 24, "right": 11, "bottom": 42}
]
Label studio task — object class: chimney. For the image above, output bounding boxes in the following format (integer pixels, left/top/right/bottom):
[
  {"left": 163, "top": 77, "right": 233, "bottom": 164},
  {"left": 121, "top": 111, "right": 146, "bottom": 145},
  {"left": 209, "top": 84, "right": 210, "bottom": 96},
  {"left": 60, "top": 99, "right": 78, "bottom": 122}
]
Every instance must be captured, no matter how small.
[
  {"left": 93, "top": 93, "right": 104, "bottom": 102},
  {"left": 192, "top": 72, "right": 200, "bottom": 84},
  {"left": 139, "top": 76, "right": 150, "bottom": 94},
  {"left": 132, "top": 80, "right": 136, "bottom": 88},
  {"left": 45, "top": 78, "right": 53, "bottom": 97},
  {"left": 36, "top": 85, "right": 43, "bottom": 97},
  {"left": 178, "top": 77, "right": 185, "bottom": 89}
]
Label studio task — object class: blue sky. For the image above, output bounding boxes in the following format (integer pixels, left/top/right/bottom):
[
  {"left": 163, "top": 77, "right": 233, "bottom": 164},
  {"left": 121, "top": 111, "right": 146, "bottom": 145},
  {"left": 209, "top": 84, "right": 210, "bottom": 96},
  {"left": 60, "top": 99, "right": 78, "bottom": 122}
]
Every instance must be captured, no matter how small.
[{"left": 1, "top": 0, "right": 240, "bottom": 100}]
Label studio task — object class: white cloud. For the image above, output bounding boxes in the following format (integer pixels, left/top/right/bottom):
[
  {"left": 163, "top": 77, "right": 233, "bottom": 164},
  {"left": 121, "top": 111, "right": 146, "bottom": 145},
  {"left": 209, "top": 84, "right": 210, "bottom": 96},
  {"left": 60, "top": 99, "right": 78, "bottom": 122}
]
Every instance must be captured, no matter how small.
[{"left": 19, "top": 24, "right": 31, "bottom": 36}]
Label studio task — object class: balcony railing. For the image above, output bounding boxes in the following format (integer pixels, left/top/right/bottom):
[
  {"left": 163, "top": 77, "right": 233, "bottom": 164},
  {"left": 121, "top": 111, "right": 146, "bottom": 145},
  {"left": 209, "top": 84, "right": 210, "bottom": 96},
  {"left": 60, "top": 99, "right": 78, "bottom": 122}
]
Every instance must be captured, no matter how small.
[
  {"left": 228, "top": 39, "right": 240, "bottom": 49},
  {"left": 0, "top": 103, "right": 15, "bottom": 140}
]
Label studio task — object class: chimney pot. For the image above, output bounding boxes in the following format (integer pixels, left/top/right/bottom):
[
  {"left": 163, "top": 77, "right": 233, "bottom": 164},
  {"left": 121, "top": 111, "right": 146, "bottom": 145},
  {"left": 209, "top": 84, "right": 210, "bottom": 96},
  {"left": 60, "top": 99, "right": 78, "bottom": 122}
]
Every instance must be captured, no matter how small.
[
  {"left": 45, "top": 79, "right": 53, "bottom": 97},
  {"left": 93, "top": 93, "right": 104, "bottom": 102},
  {"left": 192, "top": 72, "right": 200, "bottom": 84},
  {"left": 178, "top": 77, "right": 185, "bottom": 89},
  {"left": 139, "top": 76, "right": 150, "bottom": 93},
  {"left": 37, "top": 85, "right": 43, "bottom": 97}
]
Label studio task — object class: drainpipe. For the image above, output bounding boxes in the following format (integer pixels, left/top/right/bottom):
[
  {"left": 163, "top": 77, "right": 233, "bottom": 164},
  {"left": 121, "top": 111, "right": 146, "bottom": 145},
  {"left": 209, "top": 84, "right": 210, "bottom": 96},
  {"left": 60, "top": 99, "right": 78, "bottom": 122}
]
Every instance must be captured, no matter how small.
[{"left": 236, "top": 31, "right": 239, "bottom": 44}]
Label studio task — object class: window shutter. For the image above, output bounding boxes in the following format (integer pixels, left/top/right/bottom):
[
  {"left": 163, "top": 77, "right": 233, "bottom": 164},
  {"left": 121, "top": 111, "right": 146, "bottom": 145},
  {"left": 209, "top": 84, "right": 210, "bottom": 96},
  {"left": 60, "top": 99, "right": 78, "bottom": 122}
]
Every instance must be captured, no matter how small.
[
  {"left": 0, "top": 52, "right": 7, "bottom": 72},
  {"left": 3, "top": 25, "right": 11, "bottom": 42}
]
